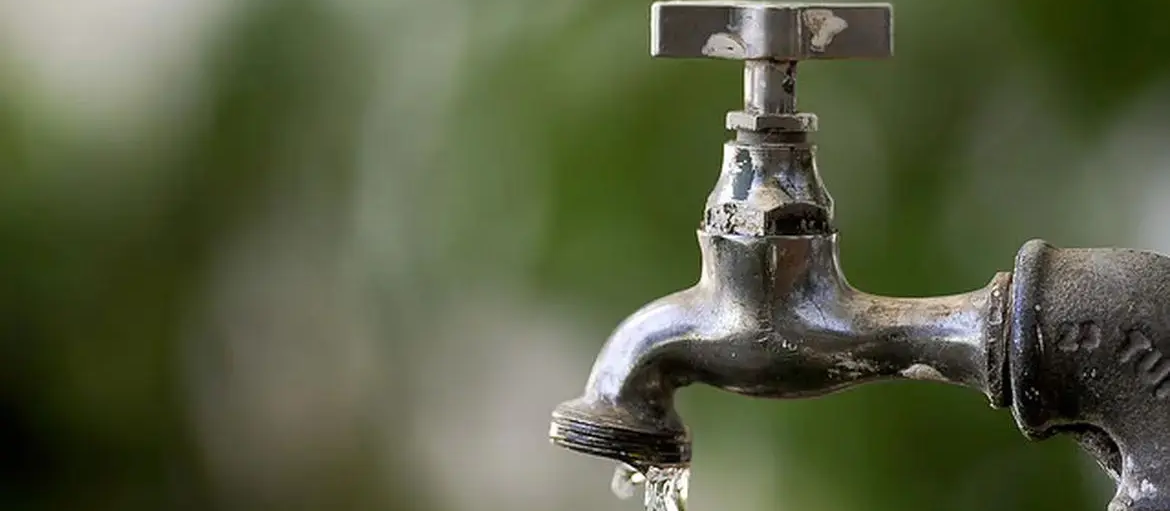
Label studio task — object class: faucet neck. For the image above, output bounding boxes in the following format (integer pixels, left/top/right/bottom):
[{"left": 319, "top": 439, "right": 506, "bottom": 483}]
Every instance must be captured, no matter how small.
[
  {"left": 696, "top": 232, "right": 849, "bottom": 307},
  {"left": 694, "top": 230, "right": 1010, "bottom": 400}
]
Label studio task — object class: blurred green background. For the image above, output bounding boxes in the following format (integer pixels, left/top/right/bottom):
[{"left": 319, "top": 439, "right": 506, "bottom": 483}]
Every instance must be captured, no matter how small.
[{"left": 2, "top": 0, "right": 1170, "bottom": 510}]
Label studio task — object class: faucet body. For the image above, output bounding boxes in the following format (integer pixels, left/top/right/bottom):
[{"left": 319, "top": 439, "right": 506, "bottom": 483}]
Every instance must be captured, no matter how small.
[
  {"left": 550, "top": 3, "right": 1170, "bottom": 510},
  {"left": 550, "top": 114, "right": 1014, "bottom": 468},
  {"left": 568, "top": 232, "right": 1010, "bottom": 431}
]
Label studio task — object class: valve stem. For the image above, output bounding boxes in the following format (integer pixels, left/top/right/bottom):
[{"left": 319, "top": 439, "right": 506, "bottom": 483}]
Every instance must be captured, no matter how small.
[{"left": 744, "top": 60, "right": 797, "bottom": 115}]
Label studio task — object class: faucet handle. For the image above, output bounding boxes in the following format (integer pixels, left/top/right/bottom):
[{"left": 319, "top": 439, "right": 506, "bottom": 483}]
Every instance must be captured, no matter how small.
[
  {"left": 651, "top": 1, "right": 893, "bottom": 61},
  {"left": 652, "top": 1, "right": 892, "bottom": 126}
]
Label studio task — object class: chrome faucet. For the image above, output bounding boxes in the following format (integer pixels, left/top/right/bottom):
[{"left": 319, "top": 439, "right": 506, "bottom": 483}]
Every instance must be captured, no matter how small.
[{"left": 548, "top": 3, "right": 1170, "bottom": 511}]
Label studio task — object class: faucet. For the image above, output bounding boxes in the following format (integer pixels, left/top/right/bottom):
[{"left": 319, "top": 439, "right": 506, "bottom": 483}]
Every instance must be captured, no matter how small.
[{"left": 548, "top": 3, "right": 1170, "bottom": 511}]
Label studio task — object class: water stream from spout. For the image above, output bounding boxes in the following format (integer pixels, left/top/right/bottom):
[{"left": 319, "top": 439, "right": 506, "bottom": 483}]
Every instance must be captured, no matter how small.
[{"left": 611, "top": 463, "right": 690, "bottom": 511}]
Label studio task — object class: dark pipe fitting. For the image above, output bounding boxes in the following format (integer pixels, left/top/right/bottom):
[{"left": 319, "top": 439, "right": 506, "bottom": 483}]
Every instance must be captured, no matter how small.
[
  {"left": 1008, "top": 240, "right": 1170, "bottom": 511},
  {"left": 550, "top": 231, "right": 1012, "bottom": 468}
]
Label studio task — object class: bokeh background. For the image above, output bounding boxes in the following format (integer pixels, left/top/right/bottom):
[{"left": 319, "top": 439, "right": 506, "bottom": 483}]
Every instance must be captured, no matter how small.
[{"left": 2, "top": 0, "right": 1170, "bottom": 510}]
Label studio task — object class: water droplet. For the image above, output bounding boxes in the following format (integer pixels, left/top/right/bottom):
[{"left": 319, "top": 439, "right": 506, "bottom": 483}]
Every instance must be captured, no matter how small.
[
  {"left": 609, "top": 463, "right": 690, "bottom": 511},
  {"left": 611, "top": 463, "right": 645, "bottom": 500},
  {"left": 644, "top": 465, "right": 689, "bottom": 511}
]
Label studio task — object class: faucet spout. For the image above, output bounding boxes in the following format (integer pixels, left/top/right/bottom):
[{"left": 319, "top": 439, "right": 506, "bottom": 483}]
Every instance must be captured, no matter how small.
[{"left": 550, "top": 232, "right": 1011, "bottom": 467}]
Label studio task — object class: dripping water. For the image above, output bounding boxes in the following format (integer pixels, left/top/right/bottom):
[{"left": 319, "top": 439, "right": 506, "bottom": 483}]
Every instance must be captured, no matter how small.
[{"left": 611, "top": 463, "right": 690, "bottom": 511}]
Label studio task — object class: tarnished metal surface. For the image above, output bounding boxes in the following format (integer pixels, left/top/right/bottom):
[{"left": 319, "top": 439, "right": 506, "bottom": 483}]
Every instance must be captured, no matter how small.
[
  {"left": 702, "top": 140, "right": 832, "bottom": 236},
  {"left": 550, "top": 233, "right": 1011, "bottom": 466},
  {"left": 1009, "top": 241, "right": 1170, "bottom": 511},
  {"left": 726, "top": 111, "right": 818, "bottom": 132},
  {"left": 651, "top": 2, "right": 893, "bottom": 60},
  {"left": 549, "top": 3, "right": 1170, "bottom": 511}
]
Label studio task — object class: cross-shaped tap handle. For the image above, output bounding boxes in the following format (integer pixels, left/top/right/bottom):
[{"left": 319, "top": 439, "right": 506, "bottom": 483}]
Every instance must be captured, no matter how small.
[
  {"left": 652, "top": 1, "right": 893, "bottom": 61},
  {"left": 651, "top": 1, "right": 892, "bottom": 128}
]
